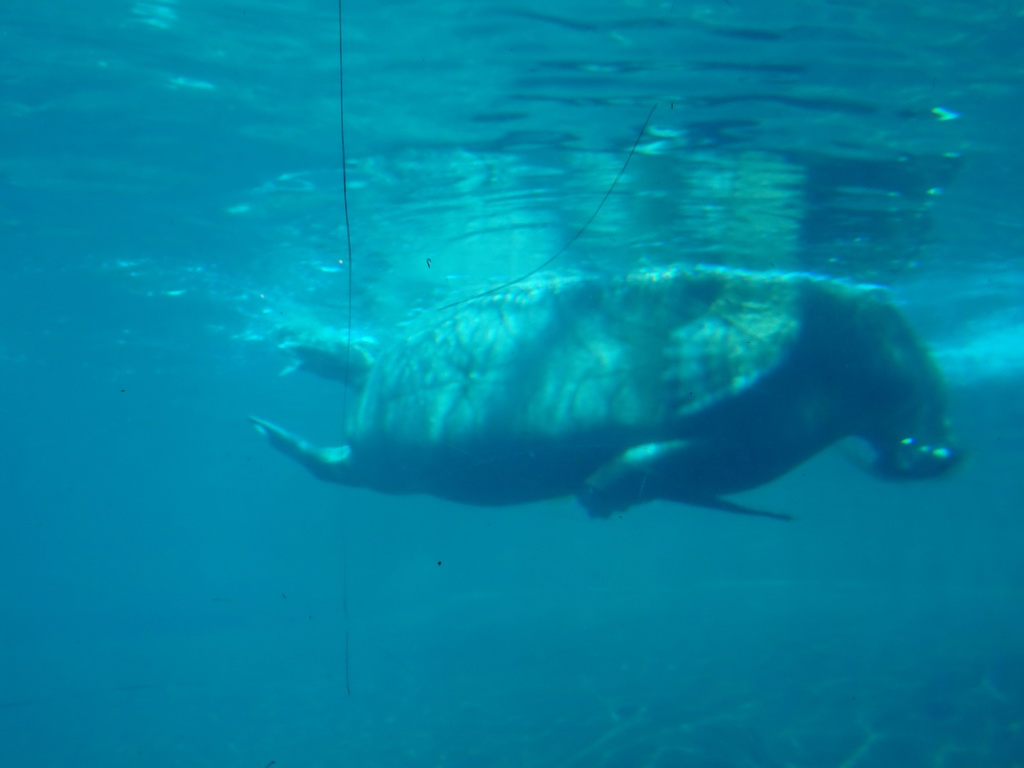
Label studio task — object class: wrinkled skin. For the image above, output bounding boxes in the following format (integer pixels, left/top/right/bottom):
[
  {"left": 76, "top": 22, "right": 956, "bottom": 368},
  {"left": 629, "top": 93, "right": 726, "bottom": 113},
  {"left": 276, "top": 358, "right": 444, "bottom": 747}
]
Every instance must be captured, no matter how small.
[{"left": 252, "top": 265, "right": 961, "bottom": 519}]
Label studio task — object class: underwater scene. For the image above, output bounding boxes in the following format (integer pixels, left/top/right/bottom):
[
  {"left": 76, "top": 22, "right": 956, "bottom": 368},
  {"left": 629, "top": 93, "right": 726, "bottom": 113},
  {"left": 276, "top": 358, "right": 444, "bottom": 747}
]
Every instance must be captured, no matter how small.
[{"left": 1, "top": 0, "right": 1023, "bottom": 766}]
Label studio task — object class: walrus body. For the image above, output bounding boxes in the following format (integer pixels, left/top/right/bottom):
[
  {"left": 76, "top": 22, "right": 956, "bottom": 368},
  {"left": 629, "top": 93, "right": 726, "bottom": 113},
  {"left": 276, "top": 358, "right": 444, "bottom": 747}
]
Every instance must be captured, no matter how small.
[{"left": 252, "top": 265, "right": 959, "bottom": 517}]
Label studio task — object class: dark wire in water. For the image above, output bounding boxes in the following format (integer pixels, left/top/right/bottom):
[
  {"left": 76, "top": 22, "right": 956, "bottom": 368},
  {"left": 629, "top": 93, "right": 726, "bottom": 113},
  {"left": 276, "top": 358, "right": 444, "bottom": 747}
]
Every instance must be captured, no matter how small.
[
  {"left": 437, "top": 103, "right": 657, "bottom": 311},
  {"left": 334, "top": 2, "right": 653, "bottom": 695},
  {"left": 337, "top": 0, "right": 354, "bottom": 429},
  {"left": 337, "top": 0, "right": 353, "bottom": 697}
]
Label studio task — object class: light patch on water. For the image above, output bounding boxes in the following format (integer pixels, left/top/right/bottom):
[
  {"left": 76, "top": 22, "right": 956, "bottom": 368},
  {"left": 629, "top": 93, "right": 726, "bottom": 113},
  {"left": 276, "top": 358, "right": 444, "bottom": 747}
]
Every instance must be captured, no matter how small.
[
  {"left": 931, "top": 106, "right": 960, "bottom": 121},
  {"left": 131, "top": 1, "right": 179, "bottom": 29},
  {"left": 647, "top": 126, "right": 686, "bottom": 139},
  {"left": 937, "top": 318, "right": 1024, "bottom": 386},
  {"left": 635, "top": 140, "right": 673, "bottom": 156},
  {"left": 167, "top": 77, "right": 216, "bottom": 91}
]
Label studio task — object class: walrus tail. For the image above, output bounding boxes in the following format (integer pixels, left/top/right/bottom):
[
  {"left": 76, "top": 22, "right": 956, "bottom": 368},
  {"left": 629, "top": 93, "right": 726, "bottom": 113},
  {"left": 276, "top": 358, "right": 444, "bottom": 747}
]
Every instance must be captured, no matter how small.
[{"left": 249, "top": 417, "right": 352, "bottom": 485}]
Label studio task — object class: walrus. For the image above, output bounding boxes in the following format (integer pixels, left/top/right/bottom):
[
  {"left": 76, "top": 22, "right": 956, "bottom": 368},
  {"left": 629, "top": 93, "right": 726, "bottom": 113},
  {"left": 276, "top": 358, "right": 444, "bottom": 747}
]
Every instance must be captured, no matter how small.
[{"left": 251, "top": 264, "right": 960, "bottom": 519}]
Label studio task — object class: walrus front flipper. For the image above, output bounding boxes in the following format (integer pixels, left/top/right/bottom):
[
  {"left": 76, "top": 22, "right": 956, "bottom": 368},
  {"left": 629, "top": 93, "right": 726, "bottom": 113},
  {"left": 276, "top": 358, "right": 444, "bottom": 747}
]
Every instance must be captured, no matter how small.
[
  {"left": 578, "top": 440, "right": 692, "bottom": 517},
  {"left": 578, "top": 440, "right": 791, "bottom": 521},
  {"left": 249, "top": 417, "right": 352, "bottom": 484},
  {"left": 681, "top": 496, "right": 793, "bottom": 521}
]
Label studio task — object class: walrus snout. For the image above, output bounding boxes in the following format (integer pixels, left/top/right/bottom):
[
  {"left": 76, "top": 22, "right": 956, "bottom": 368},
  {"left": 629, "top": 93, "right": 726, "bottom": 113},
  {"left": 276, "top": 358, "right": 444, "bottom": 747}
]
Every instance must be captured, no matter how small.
[{"left": 873, "top": 437, "right": 963, "bottom": 480}]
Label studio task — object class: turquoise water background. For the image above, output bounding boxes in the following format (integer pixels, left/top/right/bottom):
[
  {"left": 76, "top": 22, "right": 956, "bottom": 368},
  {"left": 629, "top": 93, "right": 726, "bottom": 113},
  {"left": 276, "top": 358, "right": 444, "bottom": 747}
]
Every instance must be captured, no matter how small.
[{"left": 1, "top": 1, "right": 1023, "bottom": 765}]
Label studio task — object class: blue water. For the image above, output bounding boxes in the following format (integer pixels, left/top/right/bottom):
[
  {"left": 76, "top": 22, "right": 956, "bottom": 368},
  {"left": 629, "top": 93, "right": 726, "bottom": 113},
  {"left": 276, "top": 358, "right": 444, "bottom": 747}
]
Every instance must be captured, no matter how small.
[{"left": 2, "top": 0, "right": 1023, "bottom": 765}]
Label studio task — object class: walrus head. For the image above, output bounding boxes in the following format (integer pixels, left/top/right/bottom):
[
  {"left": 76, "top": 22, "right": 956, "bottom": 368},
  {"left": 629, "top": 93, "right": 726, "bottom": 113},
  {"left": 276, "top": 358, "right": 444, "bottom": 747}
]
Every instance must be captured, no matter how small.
[
  {"left": 847, "top": 297, "right": 964, "bottom": 481},
  {"left": 861, "top": 352, "right": 962, "bottom": 480},
  {"left": 861, "top": 375, "right": 963, "bottom": 480}
]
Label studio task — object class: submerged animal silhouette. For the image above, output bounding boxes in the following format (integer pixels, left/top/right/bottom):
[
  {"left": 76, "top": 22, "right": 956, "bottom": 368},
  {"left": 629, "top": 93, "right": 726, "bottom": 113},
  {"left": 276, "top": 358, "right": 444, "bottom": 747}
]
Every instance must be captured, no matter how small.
[{"left": 251, "top": 265, "right": 960, "bottom": 518}]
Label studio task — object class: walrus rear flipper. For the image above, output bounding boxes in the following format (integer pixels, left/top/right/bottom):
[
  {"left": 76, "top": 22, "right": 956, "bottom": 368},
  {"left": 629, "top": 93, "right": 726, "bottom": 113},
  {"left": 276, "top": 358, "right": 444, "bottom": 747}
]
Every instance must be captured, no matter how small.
[{"left": 249, "top": 417, "right": 352, "bottom": 485}]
